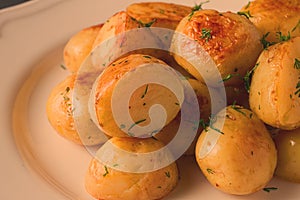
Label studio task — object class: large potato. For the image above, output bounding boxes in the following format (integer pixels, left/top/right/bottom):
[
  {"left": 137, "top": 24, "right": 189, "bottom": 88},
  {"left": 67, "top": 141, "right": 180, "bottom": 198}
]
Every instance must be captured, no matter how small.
[
  {"left": 46, "top": 75, "right": 81, "bottom": 144},
  {"left": 240, "top": 0, "right": 300, "bottom": 44},
  {"left": 63, "top": 24, "right": 103, "bottom": 73},
  {"left": 126, "top": 2, "right": 191, "bottom": 30},
  {"left": 89, "top": 54, "right": 181, "bottom": 137},
  {"left": 171, "top": 9, "right": 262, "bottom": 87},
  {"left": 195, "top": 106, "right": 277, "bottom": 195},
  {"left": 274, "top": 127, "right": 300, "bottom": 183},
  {"left": 249, "top": 37, "right": 300, "bottom": 130},
  {"left": 85, "top": 137, "right": 178, "bottom": 200}
]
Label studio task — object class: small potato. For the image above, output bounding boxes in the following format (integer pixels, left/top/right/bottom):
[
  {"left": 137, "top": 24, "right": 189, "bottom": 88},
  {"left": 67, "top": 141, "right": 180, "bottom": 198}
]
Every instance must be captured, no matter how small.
[
  {"left": 274, "top": 127, "right": 300, "bottom": 183},
  {"left": 92, "top": 11, "right": 140, "bottom": 49},
  {"left": 63, "top": 24, "right": 103, "bottom": 73},
  {"left": 171, "top": 9, "right": 262, "bottom": 87},
  {"left": 85, "top": 137, "right": 178, "bottom": 200},
  {"left": 89, "top": 54, "right": 181, "bottom": 137},
  {"left": 46, "top": 75, "right": 81, "bottom": 144},
  {"left": 195, "top": 106, "right": 277, "bottom": 195},
  {"left": 240, "top": 0, "right": 300, "bottom": 43},
  {"left": 249, "top": 37, "right": 300, "bottom": 130},
  {"left": 126, "top": 2, "right": 192, "bottom": 30}
]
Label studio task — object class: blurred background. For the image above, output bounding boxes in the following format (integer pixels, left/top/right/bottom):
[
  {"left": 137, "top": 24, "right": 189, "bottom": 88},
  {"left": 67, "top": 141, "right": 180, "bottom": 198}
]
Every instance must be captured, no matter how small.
[{"left": 0, "top": 0, "right": 30, "bottom": 9}]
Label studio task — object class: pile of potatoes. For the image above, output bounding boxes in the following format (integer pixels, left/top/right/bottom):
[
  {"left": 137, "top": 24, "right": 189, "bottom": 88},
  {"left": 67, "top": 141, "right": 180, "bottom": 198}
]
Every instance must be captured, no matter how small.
[{"left": 46, "top": 0, "right": 300, "bottom": 199}]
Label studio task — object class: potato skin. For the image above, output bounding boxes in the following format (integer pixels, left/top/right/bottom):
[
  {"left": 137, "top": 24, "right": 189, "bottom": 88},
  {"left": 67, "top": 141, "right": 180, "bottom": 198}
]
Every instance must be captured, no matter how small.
[
  {"left": 195, "top": 106, "right": 277, "bottom": 195},
  {"left": 240, "top": 0, "right": 300, "bottom": 43},
  {"left": 249, "top": 37, "right": 300, "bottom": 130},
  {"left": 46, "top": 75, "right": 81, "bottom": 144},
  {"left": 85, "top": 137, "right": 178, "bottom": 200},
  {"left": 63, "top": 24, "right": 103, "bottom": 73},
  {"left": 126, "top": 2, "right": 192, "bottom": 30},
  {"left": 91, "top": 54, "right": 180, "bottom": 137},
  {"left": 172, "top": 9, "right": 262, "bottom": 87},
  {"left": 274, "top": 128, "right": 300, "bottom": 183}
]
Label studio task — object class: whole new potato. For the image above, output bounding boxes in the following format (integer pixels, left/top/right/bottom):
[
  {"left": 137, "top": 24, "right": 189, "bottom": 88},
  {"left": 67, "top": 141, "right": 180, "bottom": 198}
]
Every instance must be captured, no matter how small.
[
  {"left": 249, "top": 37, "right": 300, "bottom": 130},
  {"left": 195, "top": 106, "right": 277, "bottom": 195}
]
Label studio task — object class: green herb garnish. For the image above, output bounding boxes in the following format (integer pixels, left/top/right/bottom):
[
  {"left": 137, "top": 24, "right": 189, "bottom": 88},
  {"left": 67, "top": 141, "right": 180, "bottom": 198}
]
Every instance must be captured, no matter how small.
[
  {"left": 260, "top": 32, "right": 274, "bottom": 49},
  {"left": 292, "top": 19, "right": 300, "bottom": 32},
  {"left": 207, "top": 168, "right": 215, "bottom": 174},
  {"left": 295, "top": 81, "right": 300, "bottom": 97},
  {"left": 60, "top": 64, "right": 67, "bottom": 70},
  {"left": 188, "top": 1, "right": 210, "bottom": 20},
  {"left": 263, "top": 187, "right": 278, "bottom": 193},
  {"left": 128, "top": 119, "right": 147, "bottom": 131},
  {"left": 103, "top": 166, "right": 109, "bottom": 177},
  {"left": 244, "top": 62, "right": 259, "bottom": 93},
  {"left": 201, "top": 28, "right": 212, "bottom": 42},
  {"left": 277, "top": 31, "right": 291, "bottom": 42},
  {"left": 294, "top": 58, "right": 300, "bottom": 69},
  {"left": 231, "top": 101, "right": 247, "bottom": 116},
  {"left": 141, "top": 84, "right": 149, "bottom": 98},
  {"left": 237, "top": 11, "right": 252, "bottom": 19},
  {"left": 165, "top": 171, "right": 171, "bottom": 178}
]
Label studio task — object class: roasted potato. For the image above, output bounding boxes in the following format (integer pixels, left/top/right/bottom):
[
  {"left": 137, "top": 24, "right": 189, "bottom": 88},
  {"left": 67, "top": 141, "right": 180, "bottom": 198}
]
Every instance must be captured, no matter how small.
[
  {"left": 126, "top": 2, "right": 192, "bottom": 30},
  {"left": 249, "top": 37, "right": 300, "bottom": 130},
  {"left": 195, "top": 106, "right": 277, "bottom": 195},
  {"left": 274, "top": 127, "right": 300, "bottom": 183},
  {"left": 89, "top": 54, "right": 182, "bottom": 137},
  {"left": 85, "top": 137, "right": 178, "bottom": 200},
  {"left": 240, "top": 0, "right": 300, "bottom": 43},
  {"left": 63, "top": 24, "right": 103, "bottom": 73},
  {"left": 171, "top": 9, "right": 263, "bottom": 87},
  {"left": 46, "top": 75, "right": 81, "bottom": 144}
]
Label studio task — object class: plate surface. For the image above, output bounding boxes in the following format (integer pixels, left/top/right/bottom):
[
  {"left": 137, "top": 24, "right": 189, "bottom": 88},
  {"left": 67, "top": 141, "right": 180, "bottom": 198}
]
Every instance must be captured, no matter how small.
[{"left": 1, "top": 0, "right": 299, "bottom": 199}]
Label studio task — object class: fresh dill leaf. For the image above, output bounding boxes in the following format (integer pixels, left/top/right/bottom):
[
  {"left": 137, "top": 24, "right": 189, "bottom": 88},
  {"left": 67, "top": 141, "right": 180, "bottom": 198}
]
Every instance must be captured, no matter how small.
[{"left": 237, "top": 11, "right": 252, "bottom": 19}]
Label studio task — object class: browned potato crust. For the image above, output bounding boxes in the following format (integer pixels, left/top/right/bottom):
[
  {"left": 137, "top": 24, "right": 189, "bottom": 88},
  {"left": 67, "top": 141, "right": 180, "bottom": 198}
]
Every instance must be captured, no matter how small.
[
  {"left": 63, "top": 24, "right": 103, "bottom": 73},
  {"left": 172, "top": 9, "right": 263, "bottom": 87},
  {"left": 126, "top": 2, "right": 192, "bottom": 30},
  {"left": 240, "top": 0, "right": 300, "bottom": 43}
]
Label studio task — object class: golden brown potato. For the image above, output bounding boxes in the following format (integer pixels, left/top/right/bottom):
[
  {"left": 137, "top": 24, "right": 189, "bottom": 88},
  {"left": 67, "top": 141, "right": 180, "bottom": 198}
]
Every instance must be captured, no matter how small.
[
  {"left": 89, "top": 54, "right": 182, "bottom": 137},
  {"left": 195, "top": 106, "right": 277, "bottom": 195},
  {"left": 240, "top": 0, "right": 300, "bottom": 43},
  {"left": 274, "top": 127, "right": 300, "bottom": 183},
  {"left": 171, "top": 9, "right": 263, "bottom": 87},
  {"left": 92, "top": 11, "right": 140, "bottom": 49},
  {"left": 63, "top": 24, "right": 103, "bottom": 73},
  {"left": 249, "top": 37, "right": 300, "bottom": 130},
  {"left": 46, "top": 75, "right": 81, "bottom": 144},
  {"left": 85, "top": 137, "right": 178, "bottom": 200},
  {"left": 126, "top": 2, "right": 192, "bottom": 30}
]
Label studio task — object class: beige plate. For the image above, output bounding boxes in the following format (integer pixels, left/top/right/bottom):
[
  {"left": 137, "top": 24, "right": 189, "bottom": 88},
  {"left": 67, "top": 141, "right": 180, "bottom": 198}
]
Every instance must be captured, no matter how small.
[{"left": 1, "top": 0, "right": 299, "bottom": 199}]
